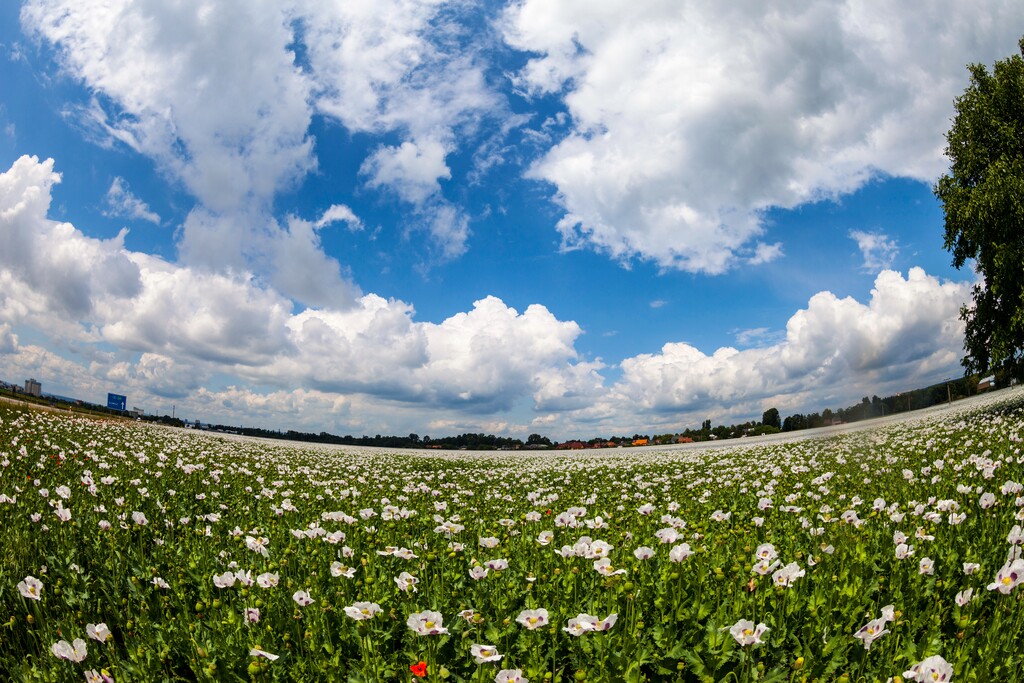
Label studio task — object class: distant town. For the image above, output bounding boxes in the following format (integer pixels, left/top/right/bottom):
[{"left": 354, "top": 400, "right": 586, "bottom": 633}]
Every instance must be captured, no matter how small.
[{"left": 0, "top": 371, "right": 1008, "bottom": 451}]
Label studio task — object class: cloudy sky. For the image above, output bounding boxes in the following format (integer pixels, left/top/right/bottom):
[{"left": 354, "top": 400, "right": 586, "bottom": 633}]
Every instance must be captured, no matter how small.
[{"left": 0, "top": 1, "right": 1019, "bottom": 440}]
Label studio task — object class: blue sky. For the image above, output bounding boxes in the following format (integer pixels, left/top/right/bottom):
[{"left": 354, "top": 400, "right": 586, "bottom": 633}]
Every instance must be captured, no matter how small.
[{"left": 0, "top": 1, "right": 1019, "bottom": 440}]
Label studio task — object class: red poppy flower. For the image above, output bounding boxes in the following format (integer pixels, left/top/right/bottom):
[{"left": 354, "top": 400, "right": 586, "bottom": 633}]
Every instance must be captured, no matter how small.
[{"left": 410, "top": 661, "right": 428, "bottom": 677}]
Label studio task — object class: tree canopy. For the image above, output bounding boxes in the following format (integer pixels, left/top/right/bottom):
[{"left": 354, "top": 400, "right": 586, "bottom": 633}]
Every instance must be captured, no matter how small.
[{"left": 935, "top": 37, "right": 1024, "bottom": 379}]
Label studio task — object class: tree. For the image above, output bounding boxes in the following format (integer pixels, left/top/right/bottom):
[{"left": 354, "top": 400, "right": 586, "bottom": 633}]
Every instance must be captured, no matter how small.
[
  {"left": 782, "top": 413, "right": 806, "bottom": 432},
  {"left": 527, "top": 433, "right": 551, "bottom": 446},
  {"left": 935, "top": 37, "right": 1024, "bottom": 380},
  {"left": 761, "top": 407, "right": 781, "bottom": 430}
]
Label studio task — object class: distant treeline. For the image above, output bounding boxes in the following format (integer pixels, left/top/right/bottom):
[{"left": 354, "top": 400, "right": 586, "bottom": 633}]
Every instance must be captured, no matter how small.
[
  {"left": 204, "top": 427, "right": 526, "bottom": 451},
  {"left": 1, "top": 373, "right": 996, "bottom": 451},
  {"left": 775, "top": 374, "right": 981, "bottom": 433},
  {"left": 193, "top": 376, "right": 991, "bottom": 449},
  {"left": 552, "top": 375, "right": 989, "bottom": 447}
]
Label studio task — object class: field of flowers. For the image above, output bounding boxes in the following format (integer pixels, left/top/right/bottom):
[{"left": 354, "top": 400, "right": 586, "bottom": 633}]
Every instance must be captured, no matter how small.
[{"left": 1, "top": 391, "right": 1023, "bottom": 683}]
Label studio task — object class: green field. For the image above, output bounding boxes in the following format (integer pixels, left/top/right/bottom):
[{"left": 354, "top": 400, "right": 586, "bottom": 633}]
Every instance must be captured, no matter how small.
[{"left": 1, "top": 391, "right": 1023, "bottom": 682}]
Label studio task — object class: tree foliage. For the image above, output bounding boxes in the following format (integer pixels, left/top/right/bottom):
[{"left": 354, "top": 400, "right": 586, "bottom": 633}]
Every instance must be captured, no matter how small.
[{"left": 935, "top": 37, "right": 1024, "bottom": 378}]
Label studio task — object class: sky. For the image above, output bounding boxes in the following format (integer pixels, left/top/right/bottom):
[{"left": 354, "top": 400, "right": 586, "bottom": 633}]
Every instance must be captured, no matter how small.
[{"left": 0, "top": 1, "right": 1020, "bottom": 441}]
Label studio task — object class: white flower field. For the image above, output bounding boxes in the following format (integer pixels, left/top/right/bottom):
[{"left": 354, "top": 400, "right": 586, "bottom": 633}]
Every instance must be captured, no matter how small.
[{"left": 1, "top": 390, "right": 1023, "bottom": 682}]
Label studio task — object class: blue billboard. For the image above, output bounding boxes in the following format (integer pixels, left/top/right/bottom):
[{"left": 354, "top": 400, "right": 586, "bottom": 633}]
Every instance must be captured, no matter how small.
[{"left": 107, "top": 393, "right": 127, "bottom": 411}]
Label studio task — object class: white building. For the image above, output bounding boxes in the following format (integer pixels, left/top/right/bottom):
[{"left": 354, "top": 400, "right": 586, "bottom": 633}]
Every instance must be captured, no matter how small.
[{"left": 24, "top": 378, "right": 41, "bottom": 397}]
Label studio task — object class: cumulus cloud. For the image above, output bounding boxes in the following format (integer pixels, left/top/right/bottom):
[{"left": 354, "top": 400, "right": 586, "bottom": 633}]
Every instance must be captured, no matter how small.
[
  {"left": 416, "top": 297, "right": 586, "bottom": 411},
  {"left": 577, "top": 267, "right": 970, "bottom": 434},
  {"left": 361, "top": 138, "right": 452, "bottom": 205},
  {"left": 102, "top": 352, "right": 204, "bottom": 400},
  {"left": 254, "top": 294, "right": 590, "bottom": 413},
  {"left": 0, "top": 155, "right": 593, "bottom": 424},
  {"left": 99, "top": 256, "right": 296, "bottom": 367},
  {"left": 850, "top": 229, "right": 899, "bottom": 272},
  {"left": 0, "top": 156, "right": 142, "bottom": 324},
  {"left": 173, "top": 205, "right": 363, "bottom": 309},
  {"left": 0, "top": 156, "right": 974, "bottom": 439},
  {"left": 266, "top": 215, "right": 364, "bottom": 309},
  {"left": 502, "top": 0, "right": 1024, "bottom": 273},
  {"left": 103, "top": 177, "right": 160, "bottom": 224}
]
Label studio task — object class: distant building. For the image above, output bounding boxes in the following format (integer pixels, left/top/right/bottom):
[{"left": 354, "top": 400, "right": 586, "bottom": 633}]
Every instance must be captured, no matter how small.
[
  {"left": 24, "top": 378, "right": 41, "bottom": 397},
  {"left": 632, "top": 438, "right": 648, "bottom": 447},
  {"left": 978, "top": 375, "right": 996, "bottom": 392}
]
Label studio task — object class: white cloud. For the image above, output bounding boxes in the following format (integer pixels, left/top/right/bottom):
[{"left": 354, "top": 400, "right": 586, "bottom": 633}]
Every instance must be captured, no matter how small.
[
  {"left": 0, "top": 156, "right": 142, "bottom": 325},
  {"left": 416, "top": 296, "right": 586, "bottom": 411},
  {"left": 102, "top": 352, "right": 204, "bottom": 400},
  {"left": 359, "top": 137, "right": 472, "bottom": 256},
  {"left": 22, "top": 0, "right": 505, "bottom": 270},
  {"left": 190, "top": 386, "right": 356, "bottom": 431},
  {"left": 573, "top": 267, "right": 970, "bottom": 434},
  {"left": 0, "top": 323, "right": 18, "bottom": 354},
  {"left": 173, "top": 205, "right": 363, "bottom": 309},
  {"left": 0, "top": 159, "right": 975, "bottom": 439},
  {"left": 266, "top": 215, "right": 364, "bottom": 309},
  {"left": 0, "top": 155, "right": 594, "bottom": 426},
  {"left": 502, "top": 0, "right": 1024, "bottom": 273},
  {"left": 748, "top": 242, "right": 783, "bottom": 266},
  {"left": 532, "top": 359, "right": 605, "bottom": 412},
  {"left": 733, "top": 327, "right": 784, "bottom": 349},
  {"left": 361, "top": 138, "right": 452, "bottom": 205},
  {"left": 259, "top": 294, "right": 590, "bottom": 413},
  {"left": 174, "top": 208, "right": 262, "bottom": 272},
  {"left": 850, "top": 229, "right": 899, "bottom": 272},
  {"left": 103, "top": 176, "right": 160, "bottom": 224},
  {"left": 424, "top": 203, "right": 471, "bottom": 259},
  {"left": 0, "top": 154, "right": 980, "bottom": 441},
  {"left": 316, "top": 204, "right": 363, "bottom": 231},
  {"left": 300, "top": 1, "right": 498, "bottom": 137},
  {"left": 22, "top": 0, "right": 315, "bottom": 214},
  {"left": 99, "top": 255, "right": 297, "bottom": 366}
]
